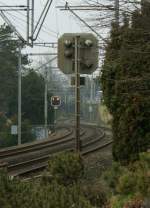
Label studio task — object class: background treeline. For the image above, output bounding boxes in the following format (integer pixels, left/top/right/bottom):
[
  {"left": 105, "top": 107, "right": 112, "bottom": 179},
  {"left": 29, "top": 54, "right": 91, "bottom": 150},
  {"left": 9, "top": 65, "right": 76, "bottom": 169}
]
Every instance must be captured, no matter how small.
[
  {"left": 101, "top": 0, "right": 150, "bottom": 164},
  {"left": 0, "top": 25, "right": 54, "bottom": 148}
]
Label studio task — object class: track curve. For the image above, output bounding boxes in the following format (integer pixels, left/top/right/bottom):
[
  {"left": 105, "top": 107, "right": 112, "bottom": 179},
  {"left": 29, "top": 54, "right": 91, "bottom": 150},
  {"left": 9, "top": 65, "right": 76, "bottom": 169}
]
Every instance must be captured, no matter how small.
[{"left": 0, "top": 123, "right": 112, "bottom": 177}]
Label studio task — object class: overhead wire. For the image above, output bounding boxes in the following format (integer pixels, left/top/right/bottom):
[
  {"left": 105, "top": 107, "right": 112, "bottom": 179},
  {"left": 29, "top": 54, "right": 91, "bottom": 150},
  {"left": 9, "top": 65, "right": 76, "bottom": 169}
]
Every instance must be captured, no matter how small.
[
  {"left": 1, "top": 8, "right": 57, "bottom": 44},
  {"left": 55, "top": 0, "right": 60, "bottom": 38},
  {"left": 6, "top": 10, "right": 57, "bottom": 39},
  {"left": 0, "top": 0, "right": 58, "bottom": 40}
]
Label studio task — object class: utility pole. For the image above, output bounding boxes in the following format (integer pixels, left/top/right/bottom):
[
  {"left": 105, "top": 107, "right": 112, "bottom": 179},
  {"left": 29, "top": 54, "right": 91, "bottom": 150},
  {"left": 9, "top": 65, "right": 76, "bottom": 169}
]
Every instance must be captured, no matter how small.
[
  {"left": 31, "top": 0, "right": 34, "bottom": 46},
  {"left": 44, "top": 66, "right": 48, "bottom": 139},
  {"left": 18, "top": 42, "right": 22, "bottom": 145},
  {"left": 115, "top": 0, "right": 119, "bottom": 26},
  {"left": 75, "top": 36, "right": 80, "bottom": 152},
  {"left": 90, "top": 75, "right": 94, "bottom": 122},
  {"left": 27, "top": 0, "right": 30, "bottom": 44}
]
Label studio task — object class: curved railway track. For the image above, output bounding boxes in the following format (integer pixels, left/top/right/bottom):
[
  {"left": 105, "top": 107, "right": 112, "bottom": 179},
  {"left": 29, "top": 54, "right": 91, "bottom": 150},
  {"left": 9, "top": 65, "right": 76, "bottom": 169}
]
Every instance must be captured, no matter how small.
[
  {"left": 0, "top": 126, "right": 73, "bottom": 158},
  {"left": 0, "top": 124, "right": 112, "bottom": 177}
]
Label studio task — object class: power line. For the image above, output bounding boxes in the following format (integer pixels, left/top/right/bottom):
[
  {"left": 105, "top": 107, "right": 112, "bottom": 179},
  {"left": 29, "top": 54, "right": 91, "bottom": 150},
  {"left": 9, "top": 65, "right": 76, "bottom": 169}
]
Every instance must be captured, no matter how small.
[
  {"left": 4, "top": 9, "right": 57, "bottom": 39},
  {"left": 0, "top": 0, "right": 58, "bottom": 41}
]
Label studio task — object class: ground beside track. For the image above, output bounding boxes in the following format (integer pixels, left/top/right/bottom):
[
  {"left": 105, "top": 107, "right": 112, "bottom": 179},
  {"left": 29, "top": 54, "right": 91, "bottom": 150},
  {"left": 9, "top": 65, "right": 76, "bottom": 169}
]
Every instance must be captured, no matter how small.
[{"left": 83, "top": 126, "right": 112, "bottom": 180}]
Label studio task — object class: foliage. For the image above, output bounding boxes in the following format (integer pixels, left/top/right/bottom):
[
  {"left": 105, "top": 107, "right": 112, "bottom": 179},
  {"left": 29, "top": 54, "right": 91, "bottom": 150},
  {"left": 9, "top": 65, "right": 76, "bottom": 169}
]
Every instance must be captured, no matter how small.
[
  {"left": 0, "top": 24, "right": 54, "bottom": 148},
  {"left": 0, "top": 112, "right": 7, "bottom": 130},
  {"left": 116, "top": 172, "right": 139, "bottom": 195},
  {"left": 0, "top": 173, "right": 93, "bottom": 208},
  {"left": 47, "top": 152, "right": 110, "bottom": 207},
  {"left": 0, "top": 24, "right": 28, "bottom": 113},
  {"left": 47, "top": 152, "right": 84, "bottom": 185},
  {"left": 103, "top": 162, "right": 127, "bottom": 192},
  {"left": 104, "top": 153, "right": 150, "bottom": 208},
  {"left": 140, "top": 152, "right": 150, "bottom": 168},
  {"left": 0, "top": 119, "right": 35, "bottom": 148},
  {"left": 0, "top": 24, "right": 54, "bottom": 126},
  {"left": 123, "top": 195, "right": 145, "bottom": 208},
  {"left": 110, "top": 194, "right": 146, "bottom": 208},
  {"left": 101, "top": 2, "right": 150, "bottom": 163},
  {"left": 110, "top": 195, "right": 133, "bottom": 208},
  {"left": 0, "top": 153, "right": 93, "bottom": 208},
  {"left": 81, "top": 181, "right": 108, "bottom": 207},
  {"left": 8, "top": 69, "right": 54, "bottom": 125}
]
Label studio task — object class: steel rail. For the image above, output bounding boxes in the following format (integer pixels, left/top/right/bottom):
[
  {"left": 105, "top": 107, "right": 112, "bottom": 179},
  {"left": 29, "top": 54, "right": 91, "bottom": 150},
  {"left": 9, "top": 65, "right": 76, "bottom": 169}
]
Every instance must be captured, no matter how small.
[
  {"left": 0, "top": 124, "right": 112, "bottom": 177},
  {"left": 7, "top": 127, "right": 112, "bottom": 177},
  {"left": 0, "top": 126, "right": 73, "bottom": 158},
  {"left": 0, "top": 124, "right": 99, "bottom": 160},
  {"left": 9, "top": 139, "right": 112, "bottom": 177}
]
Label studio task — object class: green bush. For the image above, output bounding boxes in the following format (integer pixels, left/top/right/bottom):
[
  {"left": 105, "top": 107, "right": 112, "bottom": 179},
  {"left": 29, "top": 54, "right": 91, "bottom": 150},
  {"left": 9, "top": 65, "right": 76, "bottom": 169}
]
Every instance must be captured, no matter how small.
[
  {"left": 0, "top": 119, "right": 35, "bottom": 148},
  {"left": 21, "top": 119, "right": 35, "bottom": 144},
  {"left": 110, "top": 194, "right": 145, "bottom": 208},
  {"left": 103, "top": 162, "right": 127, "bottom": 192},
  {"left": 116, "top": 172, "right": 137, "bottom": 195},
  {"left": 0, "top": 170, "right": 93, "bottom": 208},
  {"left": 123, "top": 195, "right": 144, "bottom": 208},
  {"left": 81, "top": 182, "right": 108, "bottom": 207},
  {"left": 110, "top": 195, "right": 133, "bottom": 208},
  {"left": 107, "top": 153, "right": 150, "bottom": 208},
  {"left": 47, "top": 152, "right": 84, "bottom": 185},
  {"left": 140, "top": 152, "right": 150, "bottom": 168},
  {"left": 135, "top": 163, "right": 150, "bottom": 196}
]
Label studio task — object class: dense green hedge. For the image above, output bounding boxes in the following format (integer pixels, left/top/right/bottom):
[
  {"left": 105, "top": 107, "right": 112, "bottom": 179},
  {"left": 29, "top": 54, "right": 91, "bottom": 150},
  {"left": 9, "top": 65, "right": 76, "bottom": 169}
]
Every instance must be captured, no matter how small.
[{"left": 101, "top": 2, "right": 150, "bottom": 163}]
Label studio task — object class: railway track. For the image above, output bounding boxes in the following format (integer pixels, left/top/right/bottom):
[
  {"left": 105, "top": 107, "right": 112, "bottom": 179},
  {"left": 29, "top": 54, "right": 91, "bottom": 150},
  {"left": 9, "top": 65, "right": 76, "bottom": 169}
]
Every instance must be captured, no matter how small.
[
  {"left": 0, "top": 126, "right": 73, "bottom": 159},
  {"left": 0, "top": 124, "right": 112, "bottom": 177}
]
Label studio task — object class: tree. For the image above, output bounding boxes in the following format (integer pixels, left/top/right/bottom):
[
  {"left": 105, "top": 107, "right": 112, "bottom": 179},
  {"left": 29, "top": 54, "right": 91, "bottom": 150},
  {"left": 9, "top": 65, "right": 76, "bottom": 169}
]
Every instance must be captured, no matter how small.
[
  {"left": 0, "top": 24, "right": 54, "bottom": 147},
  {"left": 0, "top": 24, "right": 54, "bottom": 125},
  {"left": 8, "top": 69, "right": 54, "bottom": 125},
  {"left": 0, "top": 24, "right": 28, "bottom": 114},
  {"left": 0, "top": 119, "right": 35, "bottom": 148},
  {"left": 22, "top": 70, "right": 54, "bottom": 125},
  {"left": 101, "top": 1, "right": 150, "bottom": 164}
]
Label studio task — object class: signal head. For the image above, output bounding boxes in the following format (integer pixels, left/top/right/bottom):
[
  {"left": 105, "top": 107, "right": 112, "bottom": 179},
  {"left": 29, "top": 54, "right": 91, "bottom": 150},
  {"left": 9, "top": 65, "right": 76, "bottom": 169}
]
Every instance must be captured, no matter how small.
[
  {"left": 84, "top": 39, "right": 93, "bottom": 47},
  {"left": 64, "top": 39, "right": 72, "bottom": 47}
]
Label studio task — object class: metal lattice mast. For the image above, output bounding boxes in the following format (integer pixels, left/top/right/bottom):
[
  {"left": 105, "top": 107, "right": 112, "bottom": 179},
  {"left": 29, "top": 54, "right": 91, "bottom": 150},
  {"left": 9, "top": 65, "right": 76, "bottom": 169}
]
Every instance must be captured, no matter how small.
[{"left": 115, "top": 0, "right": 119, "bottom": 26}]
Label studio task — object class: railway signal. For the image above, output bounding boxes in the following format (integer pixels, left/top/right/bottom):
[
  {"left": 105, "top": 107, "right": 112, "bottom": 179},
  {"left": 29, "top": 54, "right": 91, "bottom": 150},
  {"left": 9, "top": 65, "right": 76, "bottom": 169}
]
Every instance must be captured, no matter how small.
[
  {"left": 51, "top": 96, "right": 61, "bottom": 107},
  {"left": 51, "top": 96, "right": 61, "bottom": 132},
  {"left": 58, "top": 33, "right": 98, "bottom": 153},
  {"left": 58, "top": 33, "right": 98, "bottom": 75}
]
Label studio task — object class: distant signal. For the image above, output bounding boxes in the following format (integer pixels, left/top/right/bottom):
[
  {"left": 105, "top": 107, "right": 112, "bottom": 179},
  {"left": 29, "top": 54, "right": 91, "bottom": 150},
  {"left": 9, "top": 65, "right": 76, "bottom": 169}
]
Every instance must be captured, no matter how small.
[{"left": 51, "top": 96, "right": 61, "bottom": 107}]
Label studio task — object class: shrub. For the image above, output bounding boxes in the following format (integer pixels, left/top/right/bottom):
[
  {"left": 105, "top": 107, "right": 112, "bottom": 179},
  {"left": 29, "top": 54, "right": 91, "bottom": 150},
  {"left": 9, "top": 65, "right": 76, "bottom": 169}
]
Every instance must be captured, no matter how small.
[
  {"left": 47, "top": 152, "right": 84, "bottom": 185},
  {"left": 128, "top": 158, "right": 150, "bottom": 196},
  {"left": 103, "top": 162, "right": 127, "bottom": 192},
  {"left": 117, "top": 172, "right": 137, "bottom": 195},
  {"left": 0, "top": 119, "right": 35, "bottom": 148},
  {"left": 0, "top": 170, "right": 93, "bottom": 208},
  {"left": 123, "top": 195, "right": 144, "bottom": 208},
  {"left": 108, "top": 153, "right": 150, "bottom": 208},
  {"left": 140, "top": 152, "right": 150, "bottom": 168},
  {"left": 110, "top": 195, "right": 133, "bottom": 208},
  {"left": 81, "top": 181, "right": 108, "bottom": 207}
]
